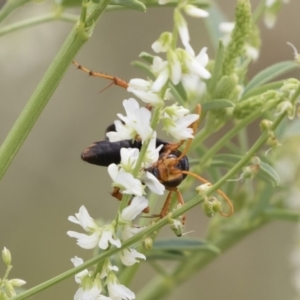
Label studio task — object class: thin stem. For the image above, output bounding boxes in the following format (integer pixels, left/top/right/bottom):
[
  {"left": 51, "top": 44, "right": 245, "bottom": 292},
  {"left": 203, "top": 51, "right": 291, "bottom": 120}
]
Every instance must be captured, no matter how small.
[
  {"left": 0, "top": 0, "right": 31, "bottom": 23},
  {"left": 197, "top": 103, "right": 276, "bottom": 168},
  {"left": 0, "top": 0, "right": 111, "bottom": 181},
  {"left": 0, "top": 13, "right": 78, "bottom": 37},
  {"left": 137, "top": 113, "right": 287, "bottom": 300}
]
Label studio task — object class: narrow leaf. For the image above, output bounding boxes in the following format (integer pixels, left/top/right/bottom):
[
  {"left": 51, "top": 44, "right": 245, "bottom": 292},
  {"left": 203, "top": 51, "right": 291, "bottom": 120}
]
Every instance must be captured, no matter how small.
[
  {"left": 263, "top": 208, "right": 300, "bottom": 222},
  {"left": 207, "top": 154, "right": 280, "bottom": 186},
  {"left": 202, "top": 99, "right": 234, "bottom": 111},
  {"left": 110, "top": 0, "right": 146, "bottom": 11},
  {"left": 147, "top": 238, "right": 220, "bottom": 260},
  {"left": 244, "top": 61, "right": 299, "bottom": 96}
]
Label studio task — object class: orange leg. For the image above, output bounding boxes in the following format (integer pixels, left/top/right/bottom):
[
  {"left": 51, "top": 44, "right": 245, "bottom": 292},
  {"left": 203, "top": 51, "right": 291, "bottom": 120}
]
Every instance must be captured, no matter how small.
[
  {"left": 73, "top": 61, "right": 128, "bottom": 89},
  {"left": 181, "top": 170, "right": 234, "bottom": 217}
]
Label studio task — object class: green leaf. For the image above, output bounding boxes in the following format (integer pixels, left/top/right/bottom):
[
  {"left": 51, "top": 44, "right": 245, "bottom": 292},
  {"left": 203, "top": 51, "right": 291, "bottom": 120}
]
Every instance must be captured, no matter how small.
[
  {"left": 202, "top": 99, "right": 234, "bottom": 111},
  {"left": 110, "top": 0, "right": 146, "bottom": 11},
  {"left": 243, "top": 61, "right": 299, "bottom": 96},
  {"left": 263, "top": 208, "right": 300, "bottom": 222},
  {"left": 206, "top": 154, "right": 280, "bottom": 186},
  {"left": 139, "top": 51, "right": 154, "bottom": 64},
  {"left": 147, "top": 238, "right": 220, "bottom": 260},
  {"left": 240, "top": 80, "right": 284, "bottom": 100},
  {"left": 57, "top": 0, "right": 81, "bottom": 6},
  {"left": 208, "top": 40, "right": 225, "bottom": 95},
  {"left": 131, "top": 60, "right": 154, "bottom": 78}
]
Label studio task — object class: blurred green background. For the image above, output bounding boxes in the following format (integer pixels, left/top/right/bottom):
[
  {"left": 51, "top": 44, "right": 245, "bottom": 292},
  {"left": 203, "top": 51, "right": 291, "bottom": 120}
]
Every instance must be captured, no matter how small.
[{"left": 0, "top": 0, "right": 300, "bottom": 299}]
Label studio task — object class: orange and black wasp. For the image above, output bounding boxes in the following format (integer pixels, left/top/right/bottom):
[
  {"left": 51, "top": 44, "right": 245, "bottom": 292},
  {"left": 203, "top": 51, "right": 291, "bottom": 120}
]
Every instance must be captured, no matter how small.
[{"left": 73, "top": 61, "right": 234, "bottom": 224}]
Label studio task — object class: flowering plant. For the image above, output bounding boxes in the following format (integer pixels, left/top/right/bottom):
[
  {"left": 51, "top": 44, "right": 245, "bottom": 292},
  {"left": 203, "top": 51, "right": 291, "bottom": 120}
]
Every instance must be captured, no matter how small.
[{"left": 0, "top": 0, "right": 299, "bottom": 299}]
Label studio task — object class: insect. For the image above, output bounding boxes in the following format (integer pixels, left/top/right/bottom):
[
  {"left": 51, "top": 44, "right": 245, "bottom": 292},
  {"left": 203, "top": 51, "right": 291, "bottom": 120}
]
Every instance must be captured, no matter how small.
[{"left": 74, "top": 61, "right": 234, "bottom": 225}]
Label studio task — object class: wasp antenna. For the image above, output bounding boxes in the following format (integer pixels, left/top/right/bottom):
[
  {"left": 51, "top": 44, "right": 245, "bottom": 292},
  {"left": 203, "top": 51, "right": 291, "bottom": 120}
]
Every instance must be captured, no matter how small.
[
  {"left": 181, "top": 170, "right": 234, "bottom": 217},
  {"left": 72, "top": 61, "right": 129, "bottom": 89}
]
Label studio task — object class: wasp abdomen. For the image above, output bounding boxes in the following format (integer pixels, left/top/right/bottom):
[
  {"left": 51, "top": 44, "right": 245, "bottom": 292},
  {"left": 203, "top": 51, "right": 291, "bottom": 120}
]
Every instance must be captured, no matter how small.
[{"left": 81, "top": 140, "right": 141, "bottom": 167}]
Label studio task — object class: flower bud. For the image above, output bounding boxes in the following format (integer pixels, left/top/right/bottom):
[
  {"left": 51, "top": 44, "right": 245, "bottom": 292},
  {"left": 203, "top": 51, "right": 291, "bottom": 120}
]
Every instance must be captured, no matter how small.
[
  {"left": 168, "top": 218, "right": 184, "bottom": 237},
  {"left": 260, "top": 119, "right": 273, "bottom": 131},
  {"left": 0, "top": 291, "right": 7, "bottom": 300},
  {"left": 2, "top": 247, "right": 11, "bottom": 266},
  {"left": 202, "top": 200, "right": 214, "bottom": 217},
  {"left": 196, "top": 183, "right": 211, "bottom": 195},
  {"left": 5, "top": 282, "right": 16, "bottom": 297},
  {"left": 211, "top": 198, "right": 222, "bottom": 213},
  {"left": 142, "top": 237, "right": 153, "bottom": 250},
  {"left": 9, "top": 279, "right": 26, "bottom": 287}
]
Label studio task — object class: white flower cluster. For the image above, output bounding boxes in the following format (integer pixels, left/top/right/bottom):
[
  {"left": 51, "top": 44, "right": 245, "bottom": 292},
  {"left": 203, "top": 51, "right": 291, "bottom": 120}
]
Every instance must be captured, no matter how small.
[{"left": 68, "top": 2, "right": 210, "bottom": 299}]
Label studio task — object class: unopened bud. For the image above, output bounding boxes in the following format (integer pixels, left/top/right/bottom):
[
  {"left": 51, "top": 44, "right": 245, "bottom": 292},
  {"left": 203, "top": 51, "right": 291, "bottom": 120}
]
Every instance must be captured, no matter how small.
[
  {"left": 2, "top": 247, "right": 11, "bottom": 266},
  {"left": 260, "top": 119, "right": 273, "bottom": 131},
  {"left": 5, "top": 282, "right": 16, "bottom": 297},
  {"left": 0, "top": 291, "right": 7, "bottom": 300},
  {"left": 168, "top": 218, "right": 184, "bottom": 237},
  {"left": 196, "top": 183, "right": 211, "bottom": 195},
  {"left": 211, "top": 198, "right": 222, "bottom": 213},
  {"left": 143, "top": 237, "right": 153, "bottom": 250},
  {"left": 9, "top": 279, "right": 26, "bottom": 287},
  {"left": 266, "top": 136, "right": 281, "bottom": 148},
  {"left": 202, "top": 200, "right": 214, "bottom": 217},
  {"left": 242, "top": 164, "right": 260, "bottom": 179}
]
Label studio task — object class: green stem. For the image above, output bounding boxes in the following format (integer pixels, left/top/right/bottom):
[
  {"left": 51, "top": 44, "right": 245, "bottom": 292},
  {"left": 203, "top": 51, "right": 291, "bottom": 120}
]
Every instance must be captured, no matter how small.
[
  {"left": 12, "top": 111, "right": 286, "bottom": 299},
  {"left": 0, "top": 13, "right": 78, "bottom": 37},
  {"left": 0, "top": 0, "right": 31, "bottom": 23},
  {"left": 197, "top": 103, "right": 276, "bottom": 168},
  {"left": 137, "top": 114, "right": 287, "bottom": 300},
  {"left": 0, "top": 1, "right": 111, "bottom": 181}
]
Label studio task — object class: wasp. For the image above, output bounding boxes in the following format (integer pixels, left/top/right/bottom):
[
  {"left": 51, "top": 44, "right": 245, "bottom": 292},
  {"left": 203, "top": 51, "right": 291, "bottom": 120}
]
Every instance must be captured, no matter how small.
[{"left": 74, "top": 61, "right": 234, "bottom": 225}]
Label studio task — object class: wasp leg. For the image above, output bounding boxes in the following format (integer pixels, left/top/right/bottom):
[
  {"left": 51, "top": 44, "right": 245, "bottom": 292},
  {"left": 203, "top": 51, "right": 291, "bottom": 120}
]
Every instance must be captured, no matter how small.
[
  {"left": 175, "top": 188, "right": 186, "bottom": 225},
  {"left": 73, "top": 61, "right": 128, "bottom": 89},
  {"left": 111, "top": 187, "right": 150, "bottom": 213}
]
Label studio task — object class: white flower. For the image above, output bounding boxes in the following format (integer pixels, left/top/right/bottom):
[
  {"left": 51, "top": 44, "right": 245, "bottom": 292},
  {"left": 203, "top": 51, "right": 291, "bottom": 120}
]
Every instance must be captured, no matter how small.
[
  {"left": 162, "top": 104, "right": 199, "bottom": 140},
  {"left": 174, "top": 9, "right": 193, "bottom": 55},
  {"left": 71, "top": 256, "right": 89, "bottom": 284},
  {"left": 143, "top": 132, "right": 164, "bottom": 168},
  {"left": 168, "top": 50, "right": 182, "bottom": 85},
  {"left": 141, "top": 171, "right": 165, "bottom": 195},
  {"left": 119, "top": 148, "right": 139, "bottom": 172},
  {"left": 151, "top": 32, "right": 173, "bottom": 53},
  {"left": 120, "top": 196, "right": 149, "bottom": 222},
  {"left": 127, "top": 79, "right": 164, "bottom": 106},
  {"left": 74, "top": 285, "right": 102, "bottom": 300},
  {"left": 106, "top": 98, "right": 153, "bottom": 142},
  {"left": 151, "top": 59, "right": 170, "bottom": 92},
  {"left": 108, "top": 164, "right": 145, "bottom": 196},
  {"left": 180, "top": 47, "right": 211, "bottom": 79},
  {"left": 183, "top": 4, "right": 209, "bottom": 18},
  {"left": 100, "top": 259, "right": 119, "bottom": 279},
  {"left": 107, "top": 272, "right": 135, "bottom": 300},
  {"left": 67, "top": 207, "right": 121, "bottom": 250},
  {"left": 181, "top": 74, "right": 207, "bottom": 98},
  {"left": 120, "top": 248, "right": 146, "bottom": 266},
  {"left": 121, "top": 224, "right": 145, "bottom": 240}
]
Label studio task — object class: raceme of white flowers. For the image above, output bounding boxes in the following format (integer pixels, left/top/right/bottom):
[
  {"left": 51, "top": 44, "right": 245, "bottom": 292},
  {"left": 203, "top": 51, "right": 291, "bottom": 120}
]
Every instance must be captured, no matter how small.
[{"left": 67, "top": 3, "right": 210, "bottom": 300}]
